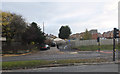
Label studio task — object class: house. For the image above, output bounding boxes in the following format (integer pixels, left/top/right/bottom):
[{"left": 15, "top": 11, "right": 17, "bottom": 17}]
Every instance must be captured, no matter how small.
[
  {"left": 79, "top": 32, "right": 85, "bottom": 40},
  {"left": 89, "top": 29, "right": 98, "bottom": 34},
  {"left": 70, "top": 29, "right": 102, "bottom": 40},
  {"left": 89, "top": 29, "right": 99, "bottom": 39},
  {"left": 102, "top": 31, "right": 113, "bottom": 39},
  {"left": 69, "top": 33, "right": 80, "bottom": 40}
]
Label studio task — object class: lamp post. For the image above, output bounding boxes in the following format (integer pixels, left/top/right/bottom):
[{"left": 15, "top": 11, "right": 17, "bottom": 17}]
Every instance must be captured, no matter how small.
[{"left": 43, "top": 22, "right": 44, "bottom": 34}]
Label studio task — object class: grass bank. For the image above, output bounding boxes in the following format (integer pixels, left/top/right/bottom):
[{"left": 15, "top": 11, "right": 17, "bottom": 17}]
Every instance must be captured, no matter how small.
[
  {"left": 72, "top": 45, "right": 119, "bottom": 51},
  {"left": 2, "top": 58, "right": 107, "bottom": 70}
]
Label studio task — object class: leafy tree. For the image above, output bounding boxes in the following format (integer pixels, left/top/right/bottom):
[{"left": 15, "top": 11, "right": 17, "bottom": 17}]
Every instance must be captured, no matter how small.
[
  {"left": 1, "top": 11, "right": 13, "bottom": 26},
  {"left": 58, "top": 25, "right": 71, "bottom": 39},
  {"left": 1, "top": 11, "right": 27, "bottom": 45},
  {"left": 1, "top": 11, "right": 28, "bottom": 53},
  {"left": 9, "top": 13, "right": 27, "bottom": 41},
  {"left": 1, "top": 12, "right": 13, "bottom": 43},
  {"left": 83, "top": 29, "right": 92, "bottom": 40},
  {"left": 22, "top": 22, "right": 45, "bottom": 45}
]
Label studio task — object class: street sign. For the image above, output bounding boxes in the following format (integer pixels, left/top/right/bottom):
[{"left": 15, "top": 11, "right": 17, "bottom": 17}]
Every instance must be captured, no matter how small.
[{"left": 68, "top": 40, "right": 70, "bottom": 42}]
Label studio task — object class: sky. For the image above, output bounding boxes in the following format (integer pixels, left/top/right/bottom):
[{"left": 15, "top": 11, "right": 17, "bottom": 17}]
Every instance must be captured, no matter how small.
[{"left": 1, "top": 0, "right": 119, "bottom": 36}]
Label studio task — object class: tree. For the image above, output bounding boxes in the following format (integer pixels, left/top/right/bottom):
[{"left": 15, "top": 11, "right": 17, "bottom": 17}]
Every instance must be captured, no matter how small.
[
  {"left": 1, "top": 11, "right": 28, "bottom": 53},
  {"left": 83, "top": 29, "right": 92, "bottom": 40},
  {"left": 10, "top": 13, "right": 27, "bottom": 41},
  {"left": 1, "top": 11, "right": 27, "bottom": 45},
  {"left": 1, "top": 11, "right": 13, "bottom": 26},
  {"left": 22, "top": 22, "right": 45, "bottom": 45},
  {"left": 1, "top": 12, "right": 13, "bottom": 44},
  {"left": 58, "top": 25, "right": 71, "bottom": 39}
]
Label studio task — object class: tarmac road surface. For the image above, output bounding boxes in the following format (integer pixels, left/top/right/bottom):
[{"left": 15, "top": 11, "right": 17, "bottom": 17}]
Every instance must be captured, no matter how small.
[{"left": 2, "top": 47, "right": 118, "bottom": 62}]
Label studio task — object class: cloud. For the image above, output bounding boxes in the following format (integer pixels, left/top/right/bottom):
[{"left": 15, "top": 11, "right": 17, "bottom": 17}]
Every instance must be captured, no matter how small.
[
  {"left": 2, "top": 0, "right": 118, "bottom": 2},
  {"left": 45, "top": 2, "right": 118, "bottom": 35},
  {"left": 2, "top": 1, "right": 119, "bottom": 36},
  {"left": 85, "top": 1, "right": 118, "bottom": 33},
  {"left": 42, "top": 2, "right": 118, "bottom": 35}
]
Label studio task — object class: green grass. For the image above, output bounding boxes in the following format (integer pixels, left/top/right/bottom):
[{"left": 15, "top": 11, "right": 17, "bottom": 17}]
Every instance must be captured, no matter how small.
[
  {"left": 2, "top": 60, "right": 53, "bottom": 70},
  {"left": 72, "top": 45, "right": 119, "bottom": 51},
  {"left": 2, "top": 58, "right": 107, "bottom": 70}
]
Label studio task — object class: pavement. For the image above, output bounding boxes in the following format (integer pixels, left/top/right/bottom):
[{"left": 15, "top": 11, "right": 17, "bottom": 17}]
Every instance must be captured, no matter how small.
[{"left": 3, "top": 63, "right": 118, "bottom": 72}]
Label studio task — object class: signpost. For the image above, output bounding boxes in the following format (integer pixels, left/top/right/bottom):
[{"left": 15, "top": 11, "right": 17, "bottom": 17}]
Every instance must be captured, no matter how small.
[{"left": 113, "top": 28, "right": 119, "bottom": 61}]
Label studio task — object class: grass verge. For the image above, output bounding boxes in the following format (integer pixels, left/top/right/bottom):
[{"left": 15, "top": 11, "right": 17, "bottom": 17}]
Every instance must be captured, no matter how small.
[
  {"left": 2, "top": 58, "right": 108, "bottom": 70},
  {"left": 72, "top": 45, "right": 119, "bottom": 51}
]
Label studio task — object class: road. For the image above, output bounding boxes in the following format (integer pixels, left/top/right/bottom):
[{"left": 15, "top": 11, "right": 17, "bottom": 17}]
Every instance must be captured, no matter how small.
[
  {"left": 3, "top": 64, "right": 118, "bottom": 72},
  {"left": 2, "top": 47, "right": 118, "bottom": 62}
]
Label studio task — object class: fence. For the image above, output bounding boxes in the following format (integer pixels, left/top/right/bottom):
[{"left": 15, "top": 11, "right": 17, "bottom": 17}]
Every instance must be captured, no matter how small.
[{"left": 69, "top": 39, "right": 118, "bottom": 47}]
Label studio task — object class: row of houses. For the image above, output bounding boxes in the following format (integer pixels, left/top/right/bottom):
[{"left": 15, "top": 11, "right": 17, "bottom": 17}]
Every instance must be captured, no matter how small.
[
  {"left": 45, "top": 34, "right": 57, "bottom": 40},
  {"left": 70, "top": 29, "right": 120, "bottom": 40},
  {"left": 101, "top": 30, "right": 120, "bottom": 39}
]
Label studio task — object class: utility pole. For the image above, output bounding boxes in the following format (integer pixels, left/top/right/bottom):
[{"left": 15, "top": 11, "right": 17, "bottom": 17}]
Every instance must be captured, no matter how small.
[{"left": 43, "top": 22, "right": 44, "bottom": 34}]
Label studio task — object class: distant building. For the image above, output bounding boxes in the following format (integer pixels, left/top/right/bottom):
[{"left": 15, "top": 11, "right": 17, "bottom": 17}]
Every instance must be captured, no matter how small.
[
  {"left": 79, "top": 32, "right": 85, "bottom": 40},
  {"left": 70, "top": 29, "right": 101, "bottom": 40},
  {"left": 102, "top": 31, "right": 113, "bottom": 39},
  {"left": 89, "top": 29, "right": 98, "bottom": 34},
  {"left": 45, "top": 34, "right": 57, "bottom": 40},
  {"left": 69, "top": 29, "right": 120, "bottom": 40},
  {"left": 91, "top": 33, "right": 98, "bottom": 39},
  {"left": 48, "top": 34, "right": 57, "bottom": 39},
  {"left": 98, "top": 33, "right": 103, "bottom": 38},
  {"left": 102, "top": 30, "right": 120, "bottom": 39},
  {"left": 69, "top": 33, "right": 80, "bottom": 40},
  {"left": 89, "top": 29, "right": 99, "bottom": 39}
]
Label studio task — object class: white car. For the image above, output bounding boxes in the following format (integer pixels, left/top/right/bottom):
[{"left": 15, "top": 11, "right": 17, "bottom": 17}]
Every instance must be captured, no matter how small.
[
  {"left": 45, "top": 44, "right": 50, "bottom": 49},
  {"left": 40, "top": 44, "right": 50, "bottom": 50}
]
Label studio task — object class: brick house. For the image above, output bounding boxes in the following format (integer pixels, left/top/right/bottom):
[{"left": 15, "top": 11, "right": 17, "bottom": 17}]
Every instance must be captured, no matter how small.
[{"left": 102, "top": 31, "right": 113, "bottom": 39}]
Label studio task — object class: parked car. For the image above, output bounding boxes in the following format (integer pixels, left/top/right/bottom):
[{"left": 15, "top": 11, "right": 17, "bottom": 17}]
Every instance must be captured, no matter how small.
[
  {"left": 51, "top": 42, "right": 56, "bottom": 47},
  {"left": 45, "top": 44, "right": 50, "bottom": 49},
  {"left": 40, "top": 44, "right": 50, "bottom": 50}
]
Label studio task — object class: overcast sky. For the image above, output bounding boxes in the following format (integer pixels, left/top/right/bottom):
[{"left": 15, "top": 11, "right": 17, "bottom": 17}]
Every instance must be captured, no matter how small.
[{"left": 1, "top": 0, "right": 119, "bottom": 36}]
